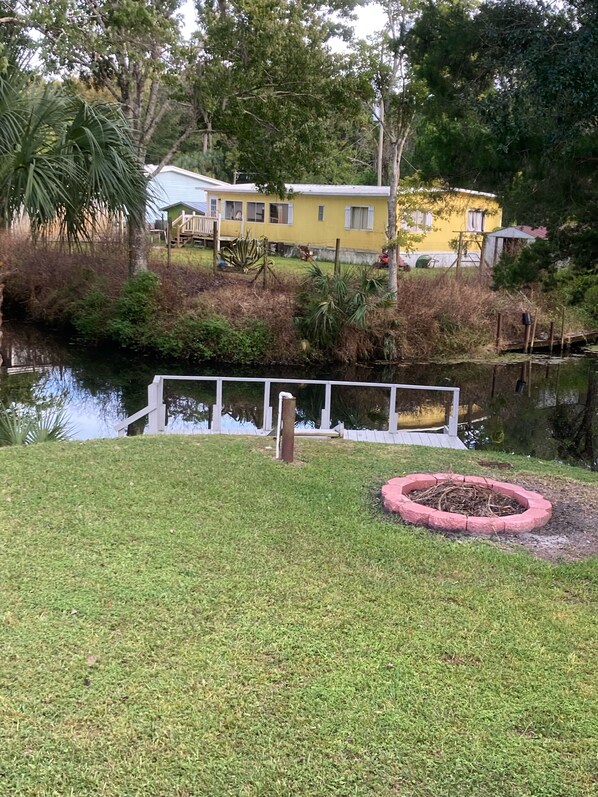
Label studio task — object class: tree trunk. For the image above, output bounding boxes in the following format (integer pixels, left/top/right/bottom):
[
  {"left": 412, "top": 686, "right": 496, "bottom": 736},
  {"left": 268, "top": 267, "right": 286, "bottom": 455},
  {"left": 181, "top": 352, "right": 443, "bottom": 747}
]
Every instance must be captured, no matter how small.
[
  {"left": 128, "top": 217, "right": 148, "bottom": 276},
  {"left": 386, "top": 137, "right": 401, "bottom": 298}
]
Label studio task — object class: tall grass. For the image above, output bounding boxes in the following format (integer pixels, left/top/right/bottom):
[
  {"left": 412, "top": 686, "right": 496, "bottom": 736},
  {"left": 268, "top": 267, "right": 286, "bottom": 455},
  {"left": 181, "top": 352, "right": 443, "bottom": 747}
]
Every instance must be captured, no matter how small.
[{"left": 1, "top": 236, "right": 583, "bottom": 364}]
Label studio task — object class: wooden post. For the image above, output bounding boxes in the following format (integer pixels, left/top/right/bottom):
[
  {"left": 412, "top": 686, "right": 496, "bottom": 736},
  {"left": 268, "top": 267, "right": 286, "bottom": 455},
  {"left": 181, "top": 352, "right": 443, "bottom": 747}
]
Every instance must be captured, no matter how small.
[
  {"left": 280, "top": 395, "right": 296, "bottom": 463},
  {"left": 334, "top": 238, "right": 341, "bottom": 276},
  {"left": 456, "top": 232, "right": 464, "bottom": 279},
  {"left": 548, "top": 321, "right": 555, "bottom": 356},
  {"left": 479, "top": 233, "right": 488, "bottom": 276},
  {"left": 263, "top": 237, "right": 269, "bottom": 288},
  {"left": 559, "top": 306, "right": 566, "bottom": 358},
  {"left": 495, "top": 313, "right": 502, "bottom": 353},
  {"left": 212, "top": 220, "right": 219, "bottom": 275},
  {"left": 523, "top": 323, "right": 531, "bottom": 354},
  {"left": 529, "top": 314, "right": 538, "bottom": 354},
  {"left": 166, "top": 221, "right": 172, "bottom": 268}
]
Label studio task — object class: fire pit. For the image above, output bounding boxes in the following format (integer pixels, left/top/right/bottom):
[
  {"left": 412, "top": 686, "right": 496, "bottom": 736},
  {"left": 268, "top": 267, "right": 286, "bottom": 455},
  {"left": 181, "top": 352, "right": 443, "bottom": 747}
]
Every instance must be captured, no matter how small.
[{"left": 382, "top": 473, "right": 552, "bottom": 534}]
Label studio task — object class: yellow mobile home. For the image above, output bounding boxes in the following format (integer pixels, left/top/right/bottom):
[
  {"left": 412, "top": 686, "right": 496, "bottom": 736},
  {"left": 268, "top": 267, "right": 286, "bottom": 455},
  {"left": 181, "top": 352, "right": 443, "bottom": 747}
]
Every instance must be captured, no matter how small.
[{"left": 206, "top": 183, "right": 502, "bottom": 266}]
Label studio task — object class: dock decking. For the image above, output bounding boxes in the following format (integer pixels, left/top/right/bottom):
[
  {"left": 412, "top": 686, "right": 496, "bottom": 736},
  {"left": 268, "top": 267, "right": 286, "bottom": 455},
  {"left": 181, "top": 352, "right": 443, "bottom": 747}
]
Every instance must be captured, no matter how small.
[{"left": 344, "top": 429, "right": 466, "bottom": 448}]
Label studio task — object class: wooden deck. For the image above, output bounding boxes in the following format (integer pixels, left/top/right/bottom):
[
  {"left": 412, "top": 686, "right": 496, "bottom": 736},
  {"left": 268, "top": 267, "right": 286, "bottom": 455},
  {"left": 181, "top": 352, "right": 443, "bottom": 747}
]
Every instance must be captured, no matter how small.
[{"left": 344, "top": 429, "right": 466, "bottom": 449}]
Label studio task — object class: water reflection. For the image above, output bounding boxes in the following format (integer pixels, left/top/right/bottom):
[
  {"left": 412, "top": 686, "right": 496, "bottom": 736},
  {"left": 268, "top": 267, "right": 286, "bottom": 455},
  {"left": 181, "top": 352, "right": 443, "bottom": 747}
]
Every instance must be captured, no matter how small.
[{"left": 1, "top": 321, "right": 596, "bottom": 469}]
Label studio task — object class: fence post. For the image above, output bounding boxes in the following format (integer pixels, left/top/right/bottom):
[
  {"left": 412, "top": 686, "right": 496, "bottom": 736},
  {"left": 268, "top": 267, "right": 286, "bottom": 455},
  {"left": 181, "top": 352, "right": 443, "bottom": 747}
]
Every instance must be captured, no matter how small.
[
  {"left": 147, "top": 380, "right": 159, "bottom": 434},
  {"left": 212, "top": 378, "right": 222, "bottom": 432},
  {"left": 212, "top": 221, "right": 219, "bottom": 275},
  {"left": 334, "top": 238, "right": 341, "bottom": 276},
  {"left": 262, "top": 380, "right": 272, "bottom": 432},
  {"left": 495, "top": 313, "right": 502, "bottom": 353},
  {"left": 156, "top": 377, "right": 166, "bottom": 433},
  {"left": 388, "top": 386, "right": 398, "bottom": 433},
  {"left": 320, "top": 382, "right": 332, "bottom": 429},
  {"left": 280, "top": 396, "right": 296, "bottom": 463},
  {"left": 449, "top": 388, "right": 460, "bottom": 437}
]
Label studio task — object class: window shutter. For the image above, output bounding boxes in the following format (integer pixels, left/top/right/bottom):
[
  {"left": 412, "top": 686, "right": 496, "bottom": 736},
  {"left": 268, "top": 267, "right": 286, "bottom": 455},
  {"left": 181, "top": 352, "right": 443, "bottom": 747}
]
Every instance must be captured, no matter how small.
[
  {"left": 425, "top": 211, "right": 433, "bottom": 230},
  {"left": 287, "top": 203, "right": 294, "bottom": 225},
  {"left": 367, "top": 206, "right": 374, "bottom": 230},
  {"left": 345, "top": 206, "right": 352, "bottom": 229}
]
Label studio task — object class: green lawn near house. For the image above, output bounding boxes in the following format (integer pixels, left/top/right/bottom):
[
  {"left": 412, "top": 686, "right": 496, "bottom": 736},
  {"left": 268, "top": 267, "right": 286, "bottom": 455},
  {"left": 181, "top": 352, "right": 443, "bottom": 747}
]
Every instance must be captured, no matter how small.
[
  {"left": 0, "top": 436, "right": 596, "bottom": 797},
  {"left": 151, "top": 245, "right": 472, "bottom": 279}
]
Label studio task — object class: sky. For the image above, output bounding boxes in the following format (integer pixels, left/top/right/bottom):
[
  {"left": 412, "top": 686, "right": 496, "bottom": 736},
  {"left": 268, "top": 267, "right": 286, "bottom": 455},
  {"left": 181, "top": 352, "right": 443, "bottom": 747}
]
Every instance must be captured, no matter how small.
[{"left": 180, "top": 1, "right": 387, "bottom": 45}]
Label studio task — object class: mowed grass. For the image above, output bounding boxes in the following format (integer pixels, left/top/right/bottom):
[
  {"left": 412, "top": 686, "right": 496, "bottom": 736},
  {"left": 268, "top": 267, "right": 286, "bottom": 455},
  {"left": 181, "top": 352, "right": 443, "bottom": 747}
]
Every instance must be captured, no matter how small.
[
  {"left": 151, "top": 245, "right": 473, "bottom": 279},
  {"left": 0, "top": 437, "right": 597, "bottom": 797}
]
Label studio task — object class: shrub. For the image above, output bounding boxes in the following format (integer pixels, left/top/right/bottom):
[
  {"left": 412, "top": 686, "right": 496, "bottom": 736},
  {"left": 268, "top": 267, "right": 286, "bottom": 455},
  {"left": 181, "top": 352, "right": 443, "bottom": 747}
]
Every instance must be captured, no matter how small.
[
  {"left": 0, "top": 404, "right": 72, "bottom": 446},
  {"left": 71, "top": 288, "right": 112, "bottom": 341},
  {"left": 493, "top": 239, "right": 555, "bottom": 290},
  {"left": 296, "top": 264, "right": 391, "bottom": 349},
  {"left": 107, "top": 272, "right": 160, "bottom": 347},
  {"left": 170, "top": 315, "right": 272, "bottom": 363}
]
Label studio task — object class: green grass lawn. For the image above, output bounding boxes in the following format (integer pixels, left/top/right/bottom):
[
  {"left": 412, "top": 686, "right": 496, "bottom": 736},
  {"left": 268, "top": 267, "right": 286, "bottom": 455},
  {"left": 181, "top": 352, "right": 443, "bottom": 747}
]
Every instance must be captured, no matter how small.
[
  {"left": 151, "top": 245, "right": 475, "bottom": 280},
  {"left": 1, "top": 437, "right": 597, "bottom": 796}
]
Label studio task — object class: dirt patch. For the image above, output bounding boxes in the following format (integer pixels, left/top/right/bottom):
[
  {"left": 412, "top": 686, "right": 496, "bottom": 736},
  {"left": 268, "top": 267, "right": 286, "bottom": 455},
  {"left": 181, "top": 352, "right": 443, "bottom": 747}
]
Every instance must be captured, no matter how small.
[
  {"left": 409, "top": 482, "right": 525, "bottom": 517},
  {"left": 492, "top": 474, "right": 598, "bottom": 562}
]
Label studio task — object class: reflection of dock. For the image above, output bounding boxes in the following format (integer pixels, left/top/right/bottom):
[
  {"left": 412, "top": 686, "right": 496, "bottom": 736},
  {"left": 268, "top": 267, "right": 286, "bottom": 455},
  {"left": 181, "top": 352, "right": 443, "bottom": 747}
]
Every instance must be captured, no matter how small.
[{"left": 116, "top": 375, "right": 466, "bottom": 449}]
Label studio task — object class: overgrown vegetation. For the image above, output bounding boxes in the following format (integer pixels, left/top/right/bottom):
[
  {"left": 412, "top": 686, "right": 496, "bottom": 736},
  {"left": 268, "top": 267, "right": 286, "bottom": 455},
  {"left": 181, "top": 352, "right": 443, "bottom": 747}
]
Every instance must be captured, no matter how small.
[
  {"left": 3, "top": 238, "right": 588, "bottom": 364},
  {"left": 0, "top": 435, "right": 597, "bottom": 796}
]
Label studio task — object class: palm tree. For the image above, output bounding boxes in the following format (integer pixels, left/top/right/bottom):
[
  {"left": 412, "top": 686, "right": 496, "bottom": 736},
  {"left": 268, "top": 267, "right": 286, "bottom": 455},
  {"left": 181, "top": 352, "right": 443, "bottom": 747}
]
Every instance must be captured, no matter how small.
[{"left": 0, "top": 47, "right": 146, "bottom": 262}]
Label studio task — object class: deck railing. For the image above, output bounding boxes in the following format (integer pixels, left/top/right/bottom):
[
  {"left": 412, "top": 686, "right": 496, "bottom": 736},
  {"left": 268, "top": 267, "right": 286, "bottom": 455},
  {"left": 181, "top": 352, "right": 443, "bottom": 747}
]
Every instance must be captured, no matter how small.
[
  {"left": 114, "top": 375, "right": 461, "bottom": 439},
  {"left": 172, "top": 213, "right": 219, "bottom": 238}
]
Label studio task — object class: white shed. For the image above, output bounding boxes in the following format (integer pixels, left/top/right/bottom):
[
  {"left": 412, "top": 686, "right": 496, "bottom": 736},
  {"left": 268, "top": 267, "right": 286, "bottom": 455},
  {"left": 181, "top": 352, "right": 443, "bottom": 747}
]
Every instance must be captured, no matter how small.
[
  {"left": 483, "top": 225, "right": 548, "bottom": 268},
  {"left": 145, "top": 165, "right": 230, "bottom": 224}
]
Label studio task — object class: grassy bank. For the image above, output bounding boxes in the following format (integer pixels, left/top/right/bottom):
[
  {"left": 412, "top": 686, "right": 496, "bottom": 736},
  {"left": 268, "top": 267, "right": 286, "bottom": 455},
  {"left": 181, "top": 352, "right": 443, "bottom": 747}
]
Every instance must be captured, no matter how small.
[
  {"left": 2, "top": 237, "right": 588, "bottom": 365},
  {"left": 0, "top": 436, "right": 597, "bottom": 796}
]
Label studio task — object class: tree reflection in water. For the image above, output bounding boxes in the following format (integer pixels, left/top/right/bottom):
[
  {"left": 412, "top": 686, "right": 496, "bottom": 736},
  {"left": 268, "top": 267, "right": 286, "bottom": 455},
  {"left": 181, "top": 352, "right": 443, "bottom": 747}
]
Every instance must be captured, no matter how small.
[{"left": 1, "top": 321, "right": 596, "bottom": 468}]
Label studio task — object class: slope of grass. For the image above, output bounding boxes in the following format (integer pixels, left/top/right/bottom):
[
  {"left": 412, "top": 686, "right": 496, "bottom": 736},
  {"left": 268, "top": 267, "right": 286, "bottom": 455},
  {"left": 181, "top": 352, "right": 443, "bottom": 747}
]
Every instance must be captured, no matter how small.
[{"left": 0, "top": 436, "right": 597, "bottom": 796}]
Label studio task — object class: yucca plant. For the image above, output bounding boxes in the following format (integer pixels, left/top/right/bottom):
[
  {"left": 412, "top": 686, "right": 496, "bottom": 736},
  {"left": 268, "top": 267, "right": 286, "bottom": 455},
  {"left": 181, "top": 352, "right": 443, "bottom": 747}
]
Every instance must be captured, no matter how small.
[
  {"left": 0, "top": 404, "right": 72, "bottom": 447},
  {"left": 220, "top": 234, "right": 263, "bottom": 272},
  {"left": 296, "top": 263, "right": 391, "bottom": 348}
]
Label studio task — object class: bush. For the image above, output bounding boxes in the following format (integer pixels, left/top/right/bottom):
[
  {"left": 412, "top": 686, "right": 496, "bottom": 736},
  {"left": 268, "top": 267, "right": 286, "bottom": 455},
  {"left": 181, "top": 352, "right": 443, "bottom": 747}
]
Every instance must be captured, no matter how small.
[
  {"left": 107, "top": 272, "right": 160, "bottom": 347},
  {"left": 71, "top": 288, "right": 112, "bottom": 342},
  {"left": 171, "top": 315, "right": 272, "bottom": 363},
  {"left": 493, "top": 239, "right": 555, "bottom": 289}
]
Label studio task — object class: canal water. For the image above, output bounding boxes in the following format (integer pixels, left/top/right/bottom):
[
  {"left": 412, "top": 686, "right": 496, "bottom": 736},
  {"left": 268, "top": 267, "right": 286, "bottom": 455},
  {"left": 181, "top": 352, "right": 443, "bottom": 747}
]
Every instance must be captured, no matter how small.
[{"left": 1, "top": 321, "right": 597, "bottom": 469}]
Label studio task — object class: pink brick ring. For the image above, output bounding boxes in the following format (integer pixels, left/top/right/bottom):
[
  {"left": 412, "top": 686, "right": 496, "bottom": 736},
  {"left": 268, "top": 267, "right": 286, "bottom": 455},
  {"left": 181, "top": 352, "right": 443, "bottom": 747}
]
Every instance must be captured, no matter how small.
[{"left": 381, "top": 473, "right": 552, "bottom": 534}]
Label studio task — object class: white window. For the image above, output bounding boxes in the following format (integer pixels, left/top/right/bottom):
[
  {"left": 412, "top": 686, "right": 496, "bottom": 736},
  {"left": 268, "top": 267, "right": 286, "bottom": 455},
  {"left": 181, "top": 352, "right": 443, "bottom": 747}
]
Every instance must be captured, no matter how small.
[
  {"left": 269, "top": 202, "right": 293, "bottom": 224},
  {"left": 467, "top": 210, "right": 485, "bottom": 232},
  {"left": 209, "top": 198, "right": 218, "bottom": 217},
  {"left": 247, "top": 202, "right": 265, "bottom": 223},
  {"left": 318, "top": 205, "right": 324, "bottom": 221},
  {"left": 403, "top": 210, "right": 433, "bottom": 232},
  {"left": 224, "top": 201, "right": 243, "bottom": 220},
  {"left": 345, "top": 205, "right": 374, "bottom": 230}
]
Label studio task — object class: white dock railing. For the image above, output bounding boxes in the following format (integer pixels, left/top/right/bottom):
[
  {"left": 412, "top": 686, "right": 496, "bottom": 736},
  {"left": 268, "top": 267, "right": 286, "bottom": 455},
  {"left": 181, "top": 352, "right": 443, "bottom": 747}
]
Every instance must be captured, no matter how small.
[{"left": 114, "top": 375, "right": 461, "bottom": 439}]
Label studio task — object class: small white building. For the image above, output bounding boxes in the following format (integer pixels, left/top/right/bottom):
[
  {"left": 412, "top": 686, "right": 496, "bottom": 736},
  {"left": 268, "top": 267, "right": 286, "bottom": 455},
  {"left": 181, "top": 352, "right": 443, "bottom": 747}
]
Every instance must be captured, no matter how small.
[
  {"left": 483, "top": 225, "right": 548, "bottom": 268},
  {"left": 145, "top": 165, "right": 230, "bottom": 225}
]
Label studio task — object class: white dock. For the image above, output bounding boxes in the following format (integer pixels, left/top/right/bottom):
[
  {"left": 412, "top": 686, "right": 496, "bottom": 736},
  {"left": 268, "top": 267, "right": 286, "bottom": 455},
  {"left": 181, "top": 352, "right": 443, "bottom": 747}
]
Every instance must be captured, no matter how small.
[
  {"left": 116, "top": 374, "right": 467, "bottom": 450},
  {"left": 344, "top": 429, "right": 465, "bottom": 449}
]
